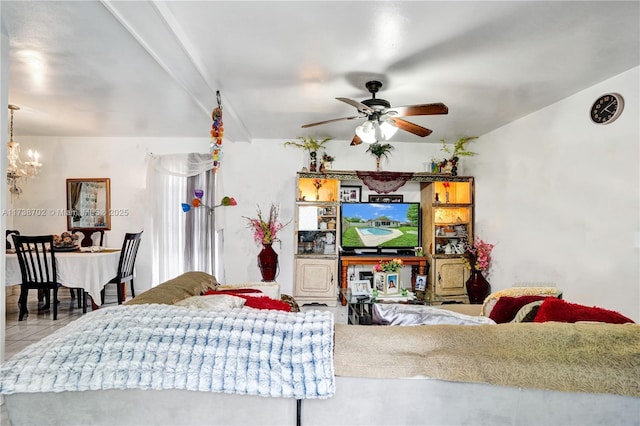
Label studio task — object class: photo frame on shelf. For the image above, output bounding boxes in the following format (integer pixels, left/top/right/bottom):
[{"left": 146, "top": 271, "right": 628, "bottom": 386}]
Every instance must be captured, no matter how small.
[
  {"left": 340, "top": 185, "right": 362, "bottom": 203},
  {"left": 385, "top": 273, "right": 400, "bottom": 295},
  {"left": 368, "top": 194, "right": 404, "bottom": 203},
  {"left": 349, "top": 280, "right": 372, "bottom": 296},
  {"left": 415, "top": 274, "right": 427, "bottom": 292},
  {"left": 373, "top": 272, "right": 386, "bottom": 292}
]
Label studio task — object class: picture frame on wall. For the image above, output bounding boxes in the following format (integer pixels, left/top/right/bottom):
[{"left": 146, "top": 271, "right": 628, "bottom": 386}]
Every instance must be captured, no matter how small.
[
  {"left": 368, "top": 194, "right": 404, "bottom": 203},
  {"left": 385, "top": 273, "right": 400, "bottom": 295},
  {"left": 340, "top": 185, "right": 362, "bottom": 203},
  {"left": 349, "top": 280, "right": 372, "bottom": 296},
  {"left": 415, "top": 274, "right": 427, "bottom": 292}
]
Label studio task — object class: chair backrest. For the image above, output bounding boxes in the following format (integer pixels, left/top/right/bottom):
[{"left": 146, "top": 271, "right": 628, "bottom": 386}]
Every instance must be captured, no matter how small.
[
  {"left": 12, "top": 234, "right": 58, "bottom": 287},
  {"left": 6, "top": 229, "right": 20, "bottom": 250},
  {"left": 72, "top": 229, "right": 105, "bottom": 247},
  {"left": 117, "top": 231, "right": 143, "bottom": 281}
]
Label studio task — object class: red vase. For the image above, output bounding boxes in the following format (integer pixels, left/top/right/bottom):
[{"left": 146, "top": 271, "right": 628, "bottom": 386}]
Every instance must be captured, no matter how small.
[
  {"left": 466, "top": 269, "right": 491, "bottom": 304},
  {"left": 258, "top": 243, "right": 278, "bottom": 282}
]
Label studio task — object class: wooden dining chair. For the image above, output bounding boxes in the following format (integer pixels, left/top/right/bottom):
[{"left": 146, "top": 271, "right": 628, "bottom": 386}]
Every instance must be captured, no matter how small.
[
  {"left": 102, "top": 231, "right": 143, "bottom": 305},
  {"left": 12, "top": 235, "right": 61, "bottom": 320},
  {"left": 72, "top": 229, "right": 105, "bottom": 247},
  {"left": 12, "top": 234, "right": 88, "bottom": 320}
]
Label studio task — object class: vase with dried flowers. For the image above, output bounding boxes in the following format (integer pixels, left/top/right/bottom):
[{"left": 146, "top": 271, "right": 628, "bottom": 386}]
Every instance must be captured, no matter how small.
[
  {"left": 313, "top": 178, "right": 323, "bottom": 201},
  {"left": 461, "top": 236, "right": 494, "bottom": 303},
  {"left": 442, "top": 182, "right": 451, "bottom": 203},
  {"left": 244, "top": 203, "right": 291, "bottom": 281}
]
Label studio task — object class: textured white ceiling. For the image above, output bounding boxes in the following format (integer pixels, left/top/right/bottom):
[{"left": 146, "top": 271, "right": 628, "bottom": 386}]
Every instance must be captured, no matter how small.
[{"left": 2, "top": 1, "right": 639, "bottom": 144}]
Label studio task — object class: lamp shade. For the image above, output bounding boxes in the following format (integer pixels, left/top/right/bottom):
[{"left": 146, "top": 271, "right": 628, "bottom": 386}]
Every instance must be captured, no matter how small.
[
  {"left": 355, "top": 120, "right": 377, "bottom": 144},
  {"left": 379, "top": 119, "right": 398, "bottom": 139}
]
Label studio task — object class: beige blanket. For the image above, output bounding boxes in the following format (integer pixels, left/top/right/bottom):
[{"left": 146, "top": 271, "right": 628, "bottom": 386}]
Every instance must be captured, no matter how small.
[{"left": 334, "top": 322, "right": 640, "bottom": 397}]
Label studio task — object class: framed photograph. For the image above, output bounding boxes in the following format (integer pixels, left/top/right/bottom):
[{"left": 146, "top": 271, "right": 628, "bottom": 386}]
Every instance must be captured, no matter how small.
[
  {"left": 373, "top": 272, "right": 386, "bottom": 292},
  {"left": 385, "top": 273, "right": 400, "bottom": 295},
  {"left": 368, "top": 194, "right": 404, "bottom": 203},
  {"left": 349, "top": 280, "right": 372, "bottom": 296},
  {"left": 415, "top": 274, "right": 427, "bottom": 292},
  {"left": 340, "top": 185, "right": 361, "bottom": 203}
]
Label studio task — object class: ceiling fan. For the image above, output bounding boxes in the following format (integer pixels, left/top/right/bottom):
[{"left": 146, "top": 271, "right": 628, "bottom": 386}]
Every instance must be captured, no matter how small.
[{"left": 301, "top": 80, "right": 448, "bottom": 145}]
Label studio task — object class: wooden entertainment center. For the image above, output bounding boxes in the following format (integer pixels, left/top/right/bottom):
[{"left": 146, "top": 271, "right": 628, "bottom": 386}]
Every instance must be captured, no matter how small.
[{"left": 293, "top": 170, "right": 475, "bottom": 306}]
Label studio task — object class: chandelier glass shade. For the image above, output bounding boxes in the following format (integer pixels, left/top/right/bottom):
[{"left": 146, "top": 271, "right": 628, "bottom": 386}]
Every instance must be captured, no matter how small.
[
  {"left": 355, "top": 116, "right": 398, "bottom": 144},
  {"left": 7, "top": 105, "right": 42, "bottom": 195}
]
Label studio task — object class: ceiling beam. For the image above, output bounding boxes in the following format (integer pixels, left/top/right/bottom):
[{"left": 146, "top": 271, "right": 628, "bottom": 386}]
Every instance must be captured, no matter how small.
[{"left": 100, "top": 0, "right": 252, "bottom": 143}]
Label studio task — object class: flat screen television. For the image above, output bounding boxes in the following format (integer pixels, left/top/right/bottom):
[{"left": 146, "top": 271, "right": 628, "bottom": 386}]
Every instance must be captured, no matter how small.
[{"left": 340, "top": 202, "right": 421, "bottom": 252}]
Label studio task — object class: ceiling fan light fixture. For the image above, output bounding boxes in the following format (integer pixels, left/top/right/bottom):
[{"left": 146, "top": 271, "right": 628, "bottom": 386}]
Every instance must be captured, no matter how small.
[
  {"left": 379, "top": 119, "right": 398, "bottom": 140},
  {"left": 355, "top": 120, "right": 377, "bottom": 144}
]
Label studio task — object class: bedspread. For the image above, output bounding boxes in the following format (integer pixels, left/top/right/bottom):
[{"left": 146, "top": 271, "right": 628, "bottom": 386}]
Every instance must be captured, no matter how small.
[{"left": 0, "top": 305, "right": 335, "bottom": 399}]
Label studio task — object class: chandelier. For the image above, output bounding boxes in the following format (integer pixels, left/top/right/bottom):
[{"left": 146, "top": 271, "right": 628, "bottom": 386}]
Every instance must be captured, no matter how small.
[{"left": 7, "top": 104, "right": 42, "bottom": 195}]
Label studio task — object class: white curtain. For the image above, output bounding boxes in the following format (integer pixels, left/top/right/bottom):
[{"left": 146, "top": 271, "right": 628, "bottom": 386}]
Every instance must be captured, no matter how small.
[{"left": 147, "top": 153, "right": 216, "bottom": 285}]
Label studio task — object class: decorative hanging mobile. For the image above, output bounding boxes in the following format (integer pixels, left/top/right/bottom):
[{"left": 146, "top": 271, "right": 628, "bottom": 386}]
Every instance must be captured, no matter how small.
[
  {"left": 181, "top": 189, "right": 237, "bottom": 215},
  {"left": 211, "top": 90, "right": 224, "bottom": 172}
]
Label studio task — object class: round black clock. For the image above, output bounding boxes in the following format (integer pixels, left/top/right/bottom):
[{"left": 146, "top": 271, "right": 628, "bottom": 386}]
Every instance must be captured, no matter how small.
[{"left": 590, "top": 93, "right": 624, "bottom": 124}]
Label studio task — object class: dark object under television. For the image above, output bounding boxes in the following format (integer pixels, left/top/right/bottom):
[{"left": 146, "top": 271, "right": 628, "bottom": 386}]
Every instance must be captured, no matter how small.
[{"left": 340, "top": 202, "right": 421, "bottom": 253}]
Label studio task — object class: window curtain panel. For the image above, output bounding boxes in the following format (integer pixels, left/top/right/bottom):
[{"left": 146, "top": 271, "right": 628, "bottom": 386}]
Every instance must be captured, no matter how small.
[{"left": 146, "top": 153, "right": 216, "bottom": 286}]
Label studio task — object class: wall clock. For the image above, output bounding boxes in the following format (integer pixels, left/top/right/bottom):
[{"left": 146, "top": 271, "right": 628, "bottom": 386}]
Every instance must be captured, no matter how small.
[{"left": 590, "top": 93, "right": 624, "bottom": 125}]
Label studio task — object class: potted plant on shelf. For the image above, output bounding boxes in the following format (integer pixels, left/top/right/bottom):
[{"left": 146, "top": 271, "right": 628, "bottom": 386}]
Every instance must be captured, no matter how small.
[
  {"left": 439, "top": 136, "right": 478, "bottom": 176},
  {"left": 284, "top": 136, "right": 333, "bottom": 172},
  {"left": 366, "top": 142, "right": 394, "bottom": 171},
  {"left": 320, "top": 152, "right": 335, "bottom": 172}
]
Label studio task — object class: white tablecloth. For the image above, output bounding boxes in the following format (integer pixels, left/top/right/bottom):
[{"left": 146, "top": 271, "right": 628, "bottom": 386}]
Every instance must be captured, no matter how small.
[{"left": 5, "top": 250, "right": 121, "bottom": 303}]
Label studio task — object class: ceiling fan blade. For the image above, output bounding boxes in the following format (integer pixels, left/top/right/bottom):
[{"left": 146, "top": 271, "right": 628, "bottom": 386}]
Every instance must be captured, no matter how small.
[
  {"left": 336, "top": 97, "right": 374, "bottom": 115},
  {"left": 390, "top": 103, "right": 448, "bottom": 117},
  {"left": 389, "top": 118, "right": 433, "bottom": 137},
  {"left": 301, "top": 115, "right": 362, "bottom": 128},
  {"left": 350, "top": 135, "right": 363, "bottom": 146}
]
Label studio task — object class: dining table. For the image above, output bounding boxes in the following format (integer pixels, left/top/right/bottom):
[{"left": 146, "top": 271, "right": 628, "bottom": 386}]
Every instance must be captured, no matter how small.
[{"left": 5, "top": 248, "right": 122, "bottom": 309}]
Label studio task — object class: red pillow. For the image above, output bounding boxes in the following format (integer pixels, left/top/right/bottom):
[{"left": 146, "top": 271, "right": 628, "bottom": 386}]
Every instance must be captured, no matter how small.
[
  {"left": 533, "top": 298, "right": 634, "bottom": 324},
  {"left": 202, "top": 288, "right": 291, "bottom": 312},
  {"left": 489, "top": 295, "right": 550, "bottom": 323},
  {"left": 240, "top": 296, "right": 291, "bottom": 312}
]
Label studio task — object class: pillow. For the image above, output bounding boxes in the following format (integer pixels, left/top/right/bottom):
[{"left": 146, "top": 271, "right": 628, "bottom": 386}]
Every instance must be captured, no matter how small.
[
  {"left": 489, "top": 295, "right": 550, "bottom": 323},
  {"left": 175, "top": 294, "right": 246, "bottom": 310},
  {"left": 481, "top": 287, "right": 561, "bottom": 316},
  {"left": 511, "top": 300, "right": 545, "bottom": 323},
  {"left": 203, "top": 288, "right": 263, "bottom": 296},
  {"left": 125, "top": 272, "right": 219, "bottom": 305},
  {"left": 533, "top": 298, "right": 634, "bottom": 324},
  {"left": 280, "top": 294, "right": 300, "bottom": 312},
  {"left": 242, "top": 296, "right": 292, "bottom": 312},
  {"left": 203, "top": 288, "right": 291, "bottom": 311}
]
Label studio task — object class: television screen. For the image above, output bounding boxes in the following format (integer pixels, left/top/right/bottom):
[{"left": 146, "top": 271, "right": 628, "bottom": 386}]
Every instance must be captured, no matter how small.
[{"left": 340, "top": 202, "right": 421, "bottom": 251}]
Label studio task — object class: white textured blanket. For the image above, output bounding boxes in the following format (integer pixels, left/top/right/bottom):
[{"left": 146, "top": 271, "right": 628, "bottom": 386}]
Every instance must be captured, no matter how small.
[{"left": 0, "top": 305, "right": 335, "bottom": 399}]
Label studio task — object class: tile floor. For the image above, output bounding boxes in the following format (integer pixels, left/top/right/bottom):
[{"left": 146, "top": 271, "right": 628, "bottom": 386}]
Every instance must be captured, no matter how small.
[
  {"left": 1, "top": 288, "right": 347, "bottom": 425},
  {"left": 2, "top": 285, "right": 122, "bottom": 425}
]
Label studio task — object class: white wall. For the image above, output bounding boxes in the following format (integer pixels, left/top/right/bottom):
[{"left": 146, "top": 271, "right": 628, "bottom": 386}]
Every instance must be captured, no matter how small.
[
  {"left": 6, "top": 137, "right": 210, "bottom": 293},
  {"left": 7, "top": 67, "right": 639, "bottom": 322},
  {"left": 466, "top": 66, "right": 639, "bottom": 321}
]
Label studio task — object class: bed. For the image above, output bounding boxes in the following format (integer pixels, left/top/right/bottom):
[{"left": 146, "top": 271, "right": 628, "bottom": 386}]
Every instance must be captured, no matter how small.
[{"left": 2, "top": 272, "right": 639, "bottom": 426}]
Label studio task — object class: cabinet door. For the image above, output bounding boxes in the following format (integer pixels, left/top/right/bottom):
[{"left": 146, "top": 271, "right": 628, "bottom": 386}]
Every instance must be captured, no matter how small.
[
  {"left": 295, "top": 258, "right": 336, "bottom": 299},
  {"left": 433, "top": 258, "right": 469, "bottom": 296}
]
